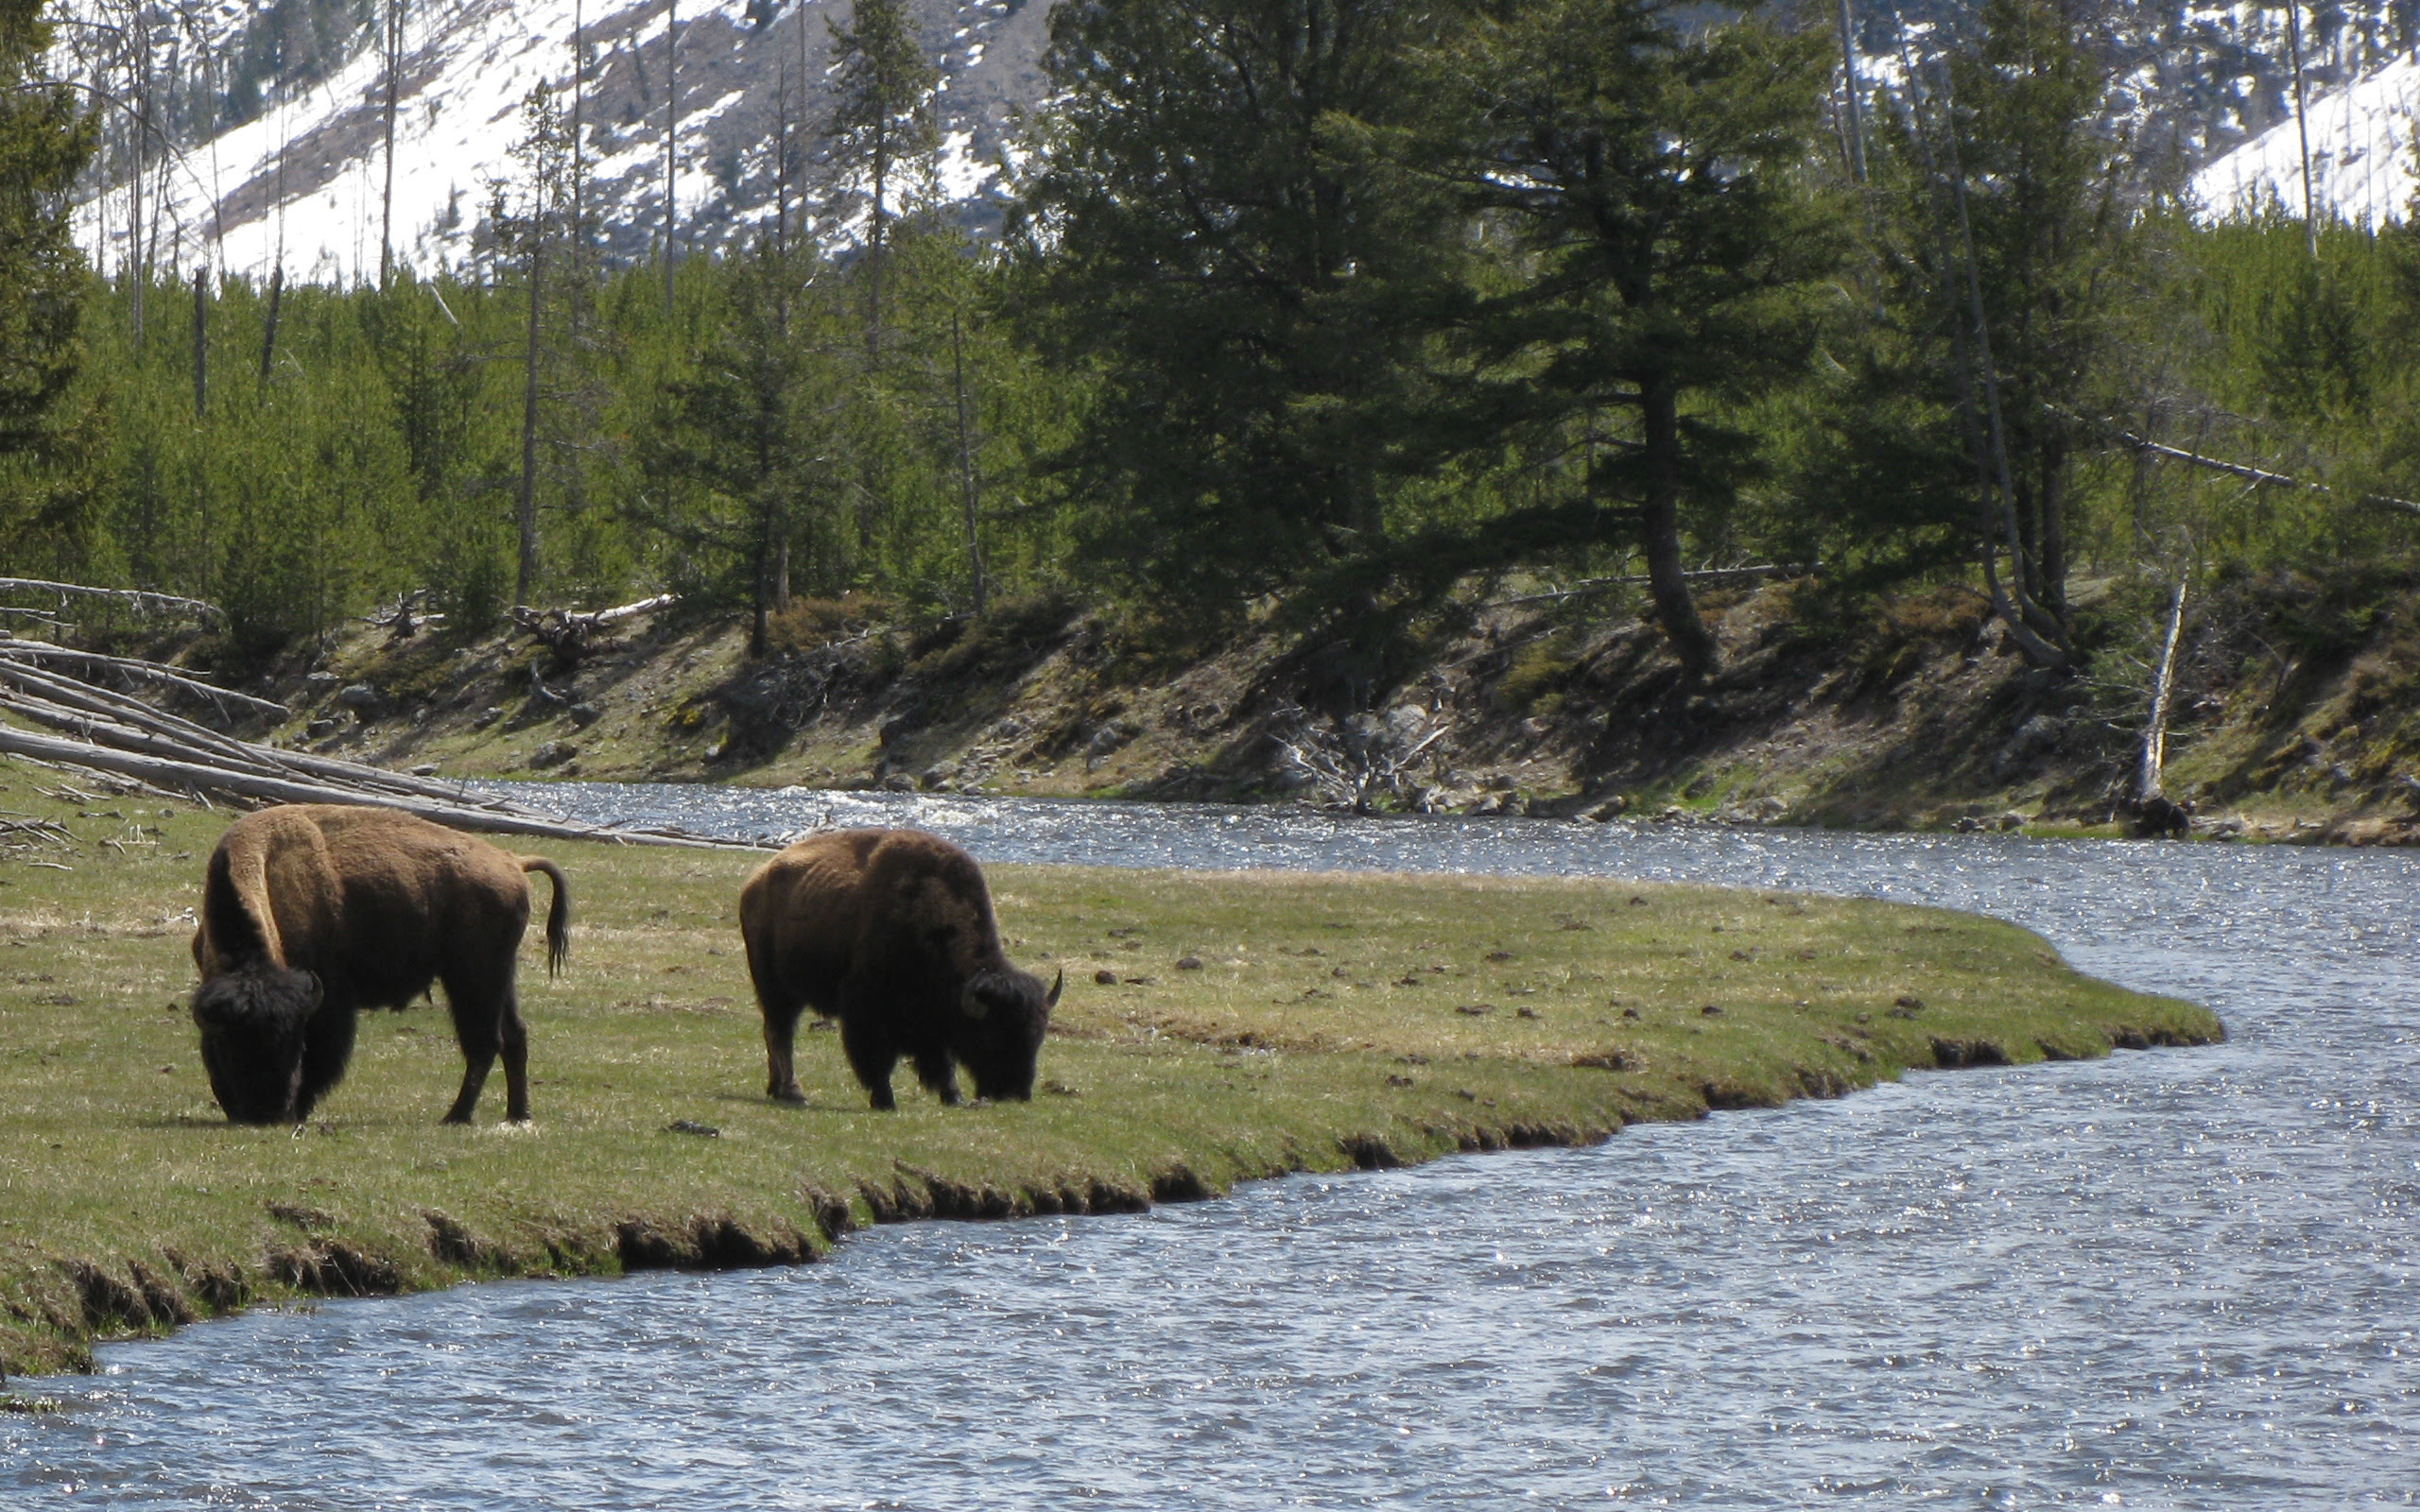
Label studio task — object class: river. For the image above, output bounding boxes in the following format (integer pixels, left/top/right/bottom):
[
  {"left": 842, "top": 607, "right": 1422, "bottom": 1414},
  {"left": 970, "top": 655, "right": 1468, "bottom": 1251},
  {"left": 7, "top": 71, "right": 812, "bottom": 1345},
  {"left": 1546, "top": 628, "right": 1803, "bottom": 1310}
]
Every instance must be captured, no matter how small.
[{"left": 6, "top": 786, "right": 2414, "bottom": 1508}]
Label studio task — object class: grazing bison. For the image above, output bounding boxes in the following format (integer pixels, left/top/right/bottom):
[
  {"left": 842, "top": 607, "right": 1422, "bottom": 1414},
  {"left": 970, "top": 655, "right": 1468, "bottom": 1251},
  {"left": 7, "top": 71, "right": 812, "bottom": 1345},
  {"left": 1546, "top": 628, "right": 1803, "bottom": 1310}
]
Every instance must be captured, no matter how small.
[
  {"left": 188, "top": 804, "right": 569, "bottom": 1125},
  {"left": 739, "top": 828, "right": 1060, "bottom": 1109}
]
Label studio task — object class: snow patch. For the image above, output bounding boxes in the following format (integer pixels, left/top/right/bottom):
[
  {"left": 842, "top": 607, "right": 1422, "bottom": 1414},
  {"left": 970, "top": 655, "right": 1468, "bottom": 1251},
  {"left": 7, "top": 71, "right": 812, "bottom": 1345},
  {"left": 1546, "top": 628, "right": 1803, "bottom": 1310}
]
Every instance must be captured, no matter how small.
[{"left": 2191, "top": 56, "right": 2420, "bottom": 227}]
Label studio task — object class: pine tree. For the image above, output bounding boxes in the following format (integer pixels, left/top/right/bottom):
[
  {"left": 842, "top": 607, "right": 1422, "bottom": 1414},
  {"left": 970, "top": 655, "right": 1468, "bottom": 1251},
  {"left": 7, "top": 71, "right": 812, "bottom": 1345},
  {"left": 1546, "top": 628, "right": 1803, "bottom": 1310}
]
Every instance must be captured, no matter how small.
[
  {"left": 823, "top": 0, "right": 939, "bottom": 359},
  {"left": 640, "top": 239, "right": 848, "bottom": 654},
  {"left": 0, "top": 0, "right": 95, "bottom": 571},
  {"left": 1858, "top": 0, "right": 2138, "bottom": 663},
  {"left": 1011, "top": 0, "right": 1460, "bottom": 612},
  {"left": 1439, "top": 0, "right": 1841, "bottom": 681},
  {"left": 821, "top": 0, "right": 941, "bottom": 575},
  {"left": 489, "top": 84, "right": 580, "bottom": 606}
]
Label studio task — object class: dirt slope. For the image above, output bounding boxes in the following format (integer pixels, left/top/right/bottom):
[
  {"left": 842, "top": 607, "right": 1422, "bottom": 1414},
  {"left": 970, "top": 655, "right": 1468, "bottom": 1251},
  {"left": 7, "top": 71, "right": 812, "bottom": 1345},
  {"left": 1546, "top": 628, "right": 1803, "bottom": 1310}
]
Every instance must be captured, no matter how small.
[{"left": 195, "top": 570, "right": 2420, "bottom": 844}]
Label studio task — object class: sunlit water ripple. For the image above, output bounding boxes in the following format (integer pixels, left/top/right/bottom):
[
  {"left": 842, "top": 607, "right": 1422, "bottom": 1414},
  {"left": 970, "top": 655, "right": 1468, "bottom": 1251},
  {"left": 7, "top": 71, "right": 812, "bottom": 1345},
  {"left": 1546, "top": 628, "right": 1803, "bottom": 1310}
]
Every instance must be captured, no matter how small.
[{"left": 6, "top": 786, "right": 2415, "bottom": 1508}]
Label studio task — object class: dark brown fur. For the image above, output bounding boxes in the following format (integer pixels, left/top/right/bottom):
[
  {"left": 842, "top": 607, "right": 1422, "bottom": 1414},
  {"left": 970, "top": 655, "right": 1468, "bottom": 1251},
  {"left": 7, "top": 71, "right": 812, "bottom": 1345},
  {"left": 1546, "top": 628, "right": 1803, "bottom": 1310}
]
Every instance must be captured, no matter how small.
[
  {"left": 739, "top": 828, "right": 1059, "bottom": 1109},
  {"left": 188, "top": 804, "right": 569, "bottom": 1125}
]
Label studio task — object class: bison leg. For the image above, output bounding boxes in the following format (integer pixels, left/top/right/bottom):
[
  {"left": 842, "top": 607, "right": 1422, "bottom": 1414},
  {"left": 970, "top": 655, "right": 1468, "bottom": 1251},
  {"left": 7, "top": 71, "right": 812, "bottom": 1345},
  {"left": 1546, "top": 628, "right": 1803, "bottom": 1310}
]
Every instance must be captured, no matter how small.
[
  {"left": 441, "top": 968, "right": 528, "bottom": 1125},
  {"left": 496, "top": 988, "right": 531, "bottom": 1124},
  {"left": 910, "top": 1047, "right": 961, "bottom": 1107},
  {"left": 839, "top": 1015, "right": 901, "bottom": 1111},
  {"left": 760, "top": 1005, "right": 808, "bottom": 1104},
  {"left": 442, "top": 1046, "right": 495, "bottom": 1125},
  {"left": 742, "top": 927, "right": 809, "bottom": 1103}
]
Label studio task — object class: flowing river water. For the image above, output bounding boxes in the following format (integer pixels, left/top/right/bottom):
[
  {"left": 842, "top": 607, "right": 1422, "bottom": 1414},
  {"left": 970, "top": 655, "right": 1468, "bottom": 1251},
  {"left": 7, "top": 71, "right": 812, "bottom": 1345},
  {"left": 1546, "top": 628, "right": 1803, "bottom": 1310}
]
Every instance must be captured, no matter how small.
[{"left": 7, "top": 787, "right": 2417, "bottom": 1508}]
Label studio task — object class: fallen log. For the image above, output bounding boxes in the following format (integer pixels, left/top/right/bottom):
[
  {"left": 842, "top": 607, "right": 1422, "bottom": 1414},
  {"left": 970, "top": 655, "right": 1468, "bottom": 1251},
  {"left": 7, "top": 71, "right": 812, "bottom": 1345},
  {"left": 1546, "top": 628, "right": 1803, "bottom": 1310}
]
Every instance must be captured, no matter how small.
[
  {"left": 2117, "top": 431, "right": 2420, "bottom": 521},
  {"left": 0, "top": 723, "right": 767, "bottom": 850},
  {"left": 511, "top": 593, "right": 677, "bottom": 657},
  {"left": 0, "top": 660, "right": 584, "bottom": 822},
  {"left": 0, "top": 639, "right": 285, "bottom": 717},
  {"left": 0, "top": 579, "right": 225, "bottom": 623},
  {"left": 1488, "top": 563, "right": 1817, "bottom": 610},
  {"left": 0, "top": 660, "right": 275, "bottom": 769}
]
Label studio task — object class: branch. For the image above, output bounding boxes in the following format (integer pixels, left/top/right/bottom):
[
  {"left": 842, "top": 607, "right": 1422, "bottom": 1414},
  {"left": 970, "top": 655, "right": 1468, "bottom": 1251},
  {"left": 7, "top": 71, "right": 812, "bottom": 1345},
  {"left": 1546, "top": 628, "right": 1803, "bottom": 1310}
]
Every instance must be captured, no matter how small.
[
  {"left": 2117, "top": 431, "right": 2420, "bottom": 520},
  {"left": 0, "top": 579, "right": 224, "bottom": 622},
  {"left": 1486, "top": 562, "right": 1817, "bottom": 610}
]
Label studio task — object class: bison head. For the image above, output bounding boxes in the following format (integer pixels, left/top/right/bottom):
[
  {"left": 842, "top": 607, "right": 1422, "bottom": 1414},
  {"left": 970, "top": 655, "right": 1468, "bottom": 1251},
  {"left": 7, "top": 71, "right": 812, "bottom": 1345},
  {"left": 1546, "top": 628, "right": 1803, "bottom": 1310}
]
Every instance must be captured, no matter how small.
[
  {"left": 191, "top": 965, "right": 322, "bottom": 1124},
  {"left": 958, "top": 967, "right": 1061, "bottom": 1101}
]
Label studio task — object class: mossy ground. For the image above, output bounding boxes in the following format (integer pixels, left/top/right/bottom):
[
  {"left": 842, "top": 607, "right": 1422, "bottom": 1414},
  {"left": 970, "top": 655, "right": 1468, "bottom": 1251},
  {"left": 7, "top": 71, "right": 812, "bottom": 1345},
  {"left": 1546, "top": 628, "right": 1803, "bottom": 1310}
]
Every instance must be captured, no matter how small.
[{"left": 0, "top": 755, "right": 2221, "bottom": 1378}]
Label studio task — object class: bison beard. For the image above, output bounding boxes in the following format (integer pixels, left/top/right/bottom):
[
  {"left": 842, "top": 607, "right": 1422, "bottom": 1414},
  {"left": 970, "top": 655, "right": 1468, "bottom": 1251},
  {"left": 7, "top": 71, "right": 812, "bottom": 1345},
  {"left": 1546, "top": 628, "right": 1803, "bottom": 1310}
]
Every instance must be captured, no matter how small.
[
  {"left": 740, "top": 829, "right": 1061, "bottom": 1109},
  {"left": 188, "top": 805, "right": 569, "bottom": 1125}
]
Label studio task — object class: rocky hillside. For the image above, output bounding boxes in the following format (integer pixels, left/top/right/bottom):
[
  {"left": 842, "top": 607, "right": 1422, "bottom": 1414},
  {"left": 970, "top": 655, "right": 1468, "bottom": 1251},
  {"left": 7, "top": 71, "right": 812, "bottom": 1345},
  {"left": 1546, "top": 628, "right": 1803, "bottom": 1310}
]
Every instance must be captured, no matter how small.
[{"left": 162, "top": 568, "right": 2420, "bottom": 846}]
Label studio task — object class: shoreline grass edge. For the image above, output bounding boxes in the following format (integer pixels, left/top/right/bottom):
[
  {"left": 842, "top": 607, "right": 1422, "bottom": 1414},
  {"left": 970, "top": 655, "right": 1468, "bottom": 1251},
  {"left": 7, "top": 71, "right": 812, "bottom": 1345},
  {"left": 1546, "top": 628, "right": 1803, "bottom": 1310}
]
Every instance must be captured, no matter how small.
[{"left": 0, "top": 767, "right": 2222, "bottom": 1380}]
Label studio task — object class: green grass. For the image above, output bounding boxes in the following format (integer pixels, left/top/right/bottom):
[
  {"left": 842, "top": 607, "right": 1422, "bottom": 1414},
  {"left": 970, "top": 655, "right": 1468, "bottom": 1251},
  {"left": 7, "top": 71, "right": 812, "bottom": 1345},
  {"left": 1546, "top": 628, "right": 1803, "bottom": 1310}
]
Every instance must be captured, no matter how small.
[{"left": 0, "top": 754, "right": 2222, "bottom": 1376}]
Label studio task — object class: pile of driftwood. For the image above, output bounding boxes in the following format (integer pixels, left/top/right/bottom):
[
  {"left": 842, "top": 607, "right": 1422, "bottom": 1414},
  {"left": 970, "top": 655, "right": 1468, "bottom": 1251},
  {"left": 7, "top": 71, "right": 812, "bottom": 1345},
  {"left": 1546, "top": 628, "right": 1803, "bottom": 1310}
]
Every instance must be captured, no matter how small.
[{"left": 0, "top": 587, "right": 756, "bottom": 851}]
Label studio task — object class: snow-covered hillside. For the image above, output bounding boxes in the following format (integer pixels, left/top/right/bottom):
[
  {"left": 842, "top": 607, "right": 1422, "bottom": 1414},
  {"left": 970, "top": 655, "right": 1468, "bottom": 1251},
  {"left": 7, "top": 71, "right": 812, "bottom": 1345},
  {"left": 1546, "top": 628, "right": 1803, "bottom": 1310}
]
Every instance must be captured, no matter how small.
[
  {"left": 2190, "top": 55, "right": 2420, "bottom": 226},
  {"left": 54, "top": 0, "right": 2420, "bottom": 284},
  {"left": 65, "top": 0, "right": 1048, "bottom": 285}
]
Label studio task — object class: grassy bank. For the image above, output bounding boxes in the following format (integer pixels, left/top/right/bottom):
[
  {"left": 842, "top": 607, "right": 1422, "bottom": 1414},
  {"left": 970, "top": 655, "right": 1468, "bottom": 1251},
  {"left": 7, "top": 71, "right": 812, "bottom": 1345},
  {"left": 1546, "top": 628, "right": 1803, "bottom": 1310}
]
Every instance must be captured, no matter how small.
[{"left": 0, "top": 759, "right": 2221, "bottom": 1379}]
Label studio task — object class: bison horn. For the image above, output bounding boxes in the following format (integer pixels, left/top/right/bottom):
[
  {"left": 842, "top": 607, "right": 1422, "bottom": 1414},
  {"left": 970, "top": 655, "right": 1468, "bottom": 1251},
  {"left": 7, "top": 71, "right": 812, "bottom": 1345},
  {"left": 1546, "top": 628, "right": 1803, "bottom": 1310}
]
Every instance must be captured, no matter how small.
[{"left": 1046, "top": 969, "right": 1063, "bottom": 1009}]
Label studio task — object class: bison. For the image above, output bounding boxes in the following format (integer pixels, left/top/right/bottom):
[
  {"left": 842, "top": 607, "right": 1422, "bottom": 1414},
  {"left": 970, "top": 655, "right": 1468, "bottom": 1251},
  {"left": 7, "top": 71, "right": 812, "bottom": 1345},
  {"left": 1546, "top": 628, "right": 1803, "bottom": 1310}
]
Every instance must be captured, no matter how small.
[
  {"left": 739, "top": 828, "right": 1060, "bottom": 1109},
  {"left": 188, "top": 804, "right": 569, "bottom": 1125}
]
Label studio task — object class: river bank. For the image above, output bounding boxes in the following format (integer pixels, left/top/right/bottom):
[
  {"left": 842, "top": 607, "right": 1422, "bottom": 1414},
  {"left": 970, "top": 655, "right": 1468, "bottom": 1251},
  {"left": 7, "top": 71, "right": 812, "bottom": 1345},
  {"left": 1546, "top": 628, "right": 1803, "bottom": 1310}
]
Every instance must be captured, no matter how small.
[
  {"left": 142, "top": 565, "right": 2420, "bottom": 845},
  {"left": 0, "top": 760, "right": 2218, "bottom": 1379}
]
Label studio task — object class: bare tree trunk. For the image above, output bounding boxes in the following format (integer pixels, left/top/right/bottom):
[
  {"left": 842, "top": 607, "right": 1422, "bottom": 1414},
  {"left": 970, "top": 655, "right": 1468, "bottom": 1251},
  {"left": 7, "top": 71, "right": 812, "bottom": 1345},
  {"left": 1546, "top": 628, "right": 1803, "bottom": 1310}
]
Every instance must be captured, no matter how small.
[
  {"left": 1639, "top": 380, "right": 1717, "bottom": 682},
  {"left": 2287, "top": 0, "right": 2319, "bottom": 258},
  {"left": 750, "top": 507, "right": 774, "bottom": 657},
  {"left": 517, "top": 238, "right": 544, "bottom": 605},
  {"left": 381, "top": 0, "right": 400, "bottom": 289},
  {"left": 953, "top": 311, "right": 986, "bottom": 615},
  {"left": 190, "top": 266, "right": 207, "bottom": 418},
  {"left": 663, "top": 0, "right": 678, "bottom": 318},
  {"left": 2137, "top": 576, "right": 2187, "bottom": 806},
  {"left": 1835, "top": 0, "right": 1865, "bottom": 182},
  {"left": 257, "top": 266, "right": 283, "bottom": 395},
  {"left": 868, "top": 114, "right": 888, "bottom": 368},
  {"left": 2040, "top": 440, "right": 2070, "bottom": 625},
  {"left": 129, "top": 9, "right": 149, "bottom": 352},
  {"left": 773, "top": 53, "right": 789, "bottom": 251},
  {"left": 571, "top": 0, "right": 584, "bottom": 276}
]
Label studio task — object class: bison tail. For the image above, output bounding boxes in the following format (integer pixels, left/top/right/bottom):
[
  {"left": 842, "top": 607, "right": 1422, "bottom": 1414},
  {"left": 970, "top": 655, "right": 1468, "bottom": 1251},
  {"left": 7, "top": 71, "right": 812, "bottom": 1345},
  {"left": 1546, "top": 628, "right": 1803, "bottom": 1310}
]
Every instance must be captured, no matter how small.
[
  {"left": 202, "top": 836, "right": 283, "bottom": 971},
  {"left": 522, "top": 857, "right": 571, "bottom": 977}
]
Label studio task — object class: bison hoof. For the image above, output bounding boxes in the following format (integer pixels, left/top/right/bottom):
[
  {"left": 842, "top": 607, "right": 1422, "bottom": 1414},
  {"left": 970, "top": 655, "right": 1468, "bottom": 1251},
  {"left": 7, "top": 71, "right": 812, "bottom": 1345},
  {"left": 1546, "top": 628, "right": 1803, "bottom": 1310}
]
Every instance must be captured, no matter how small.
[{"left": 769, "top": 1086, "right": 807, "bottom": 1105}]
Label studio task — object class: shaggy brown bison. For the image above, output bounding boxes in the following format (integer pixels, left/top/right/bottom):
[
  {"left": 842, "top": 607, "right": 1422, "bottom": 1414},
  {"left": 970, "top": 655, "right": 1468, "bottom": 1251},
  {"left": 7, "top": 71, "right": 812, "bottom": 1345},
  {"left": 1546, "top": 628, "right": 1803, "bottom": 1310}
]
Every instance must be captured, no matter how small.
[
  {"left": 188, "top": 804, "right": 569, "bottom": 1125},
  {"left": 739, "top": 828, "right": 1060, "bottom": 1109}
]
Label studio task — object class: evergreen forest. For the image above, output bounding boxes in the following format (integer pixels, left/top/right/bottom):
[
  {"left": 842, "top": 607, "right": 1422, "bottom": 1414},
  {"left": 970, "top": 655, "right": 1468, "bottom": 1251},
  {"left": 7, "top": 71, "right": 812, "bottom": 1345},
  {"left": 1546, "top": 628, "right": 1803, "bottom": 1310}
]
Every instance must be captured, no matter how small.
[{"left": 9, "top": 0, "right": 2420, "bottom": 696}]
